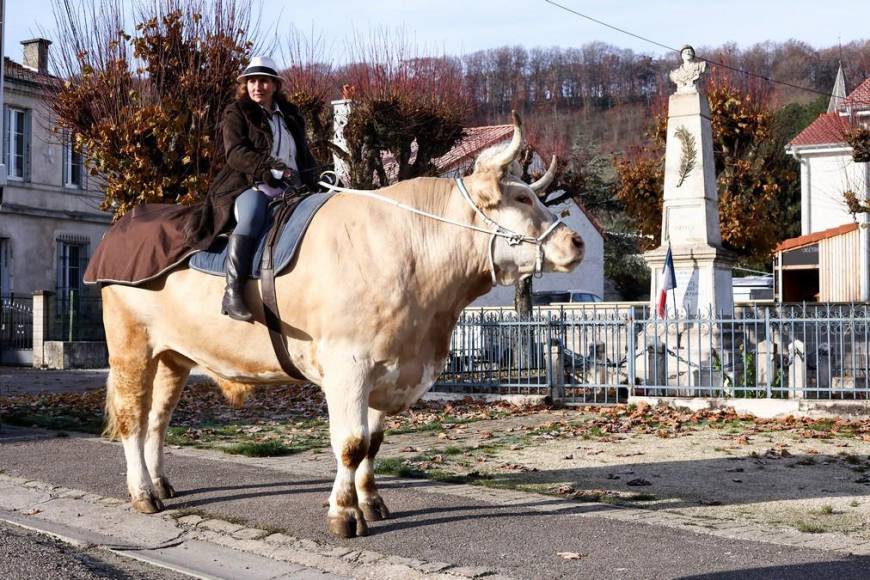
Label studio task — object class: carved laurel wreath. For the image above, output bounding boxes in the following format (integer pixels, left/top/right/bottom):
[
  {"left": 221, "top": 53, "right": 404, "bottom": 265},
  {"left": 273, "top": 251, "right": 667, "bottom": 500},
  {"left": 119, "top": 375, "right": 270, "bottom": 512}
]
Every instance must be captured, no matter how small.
[{"left": 675, "top": 126, "right": 697, "bottom": 187}]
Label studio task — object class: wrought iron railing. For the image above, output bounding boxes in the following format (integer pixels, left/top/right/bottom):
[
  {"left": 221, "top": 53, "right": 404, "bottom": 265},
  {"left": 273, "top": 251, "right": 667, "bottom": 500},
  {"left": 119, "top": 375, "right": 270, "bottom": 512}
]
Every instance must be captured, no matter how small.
[
  {"left": 434, "top": 304, "right": 870, "bottom": 403},
  {"left": 0, "top": 294, "right": 33, "bottom": 350},
  {"left": 49, "top": 289, "right": 105, "bottom": 342}
]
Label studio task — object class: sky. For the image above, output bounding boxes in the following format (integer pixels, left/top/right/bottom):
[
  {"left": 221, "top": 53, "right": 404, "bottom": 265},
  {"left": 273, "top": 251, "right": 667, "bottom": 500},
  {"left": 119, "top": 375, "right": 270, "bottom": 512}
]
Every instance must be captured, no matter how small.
[{"left": 3, "top": 0, "right": 869, "bottom": 66}]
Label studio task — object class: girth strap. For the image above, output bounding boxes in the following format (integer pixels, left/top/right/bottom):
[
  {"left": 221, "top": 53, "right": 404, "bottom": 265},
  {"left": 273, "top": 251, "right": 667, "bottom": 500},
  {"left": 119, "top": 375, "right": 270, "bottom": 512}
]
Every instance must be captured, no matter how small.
[{"left": 260, "top": 195, "right": 306, "bottom": 381}]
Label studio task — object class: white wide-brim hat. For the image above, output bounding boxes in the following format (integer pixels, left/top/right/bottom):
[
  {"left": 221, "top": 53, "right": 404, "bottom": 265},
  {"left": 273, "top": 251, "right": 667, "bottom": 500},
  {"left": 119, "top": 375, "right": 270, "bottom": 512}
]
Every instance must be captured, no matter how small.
[{"left": 237, "top": 56, "right": 282, "bottom": 82}]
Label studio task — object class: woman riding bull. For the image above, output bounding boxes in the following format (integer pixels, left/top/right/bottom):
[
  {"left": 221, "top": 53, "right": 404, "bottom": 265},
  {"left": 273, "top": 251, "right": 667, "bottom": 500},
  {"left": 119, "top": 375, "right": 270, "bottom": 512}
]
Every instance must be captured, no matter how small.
[{"left": 185, "top": 56, "right": 318, "bottom": 321}]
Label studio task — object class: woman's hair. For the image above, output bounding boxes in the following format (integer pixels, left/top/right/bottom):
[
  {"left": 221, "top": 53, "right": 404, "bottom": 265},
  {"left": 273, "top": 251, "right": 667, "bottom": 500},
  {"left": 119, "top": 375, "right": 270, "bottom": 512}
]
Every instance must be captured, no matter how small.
[{"left": 234, "top": 77, "right": 290, "bottom": 106}]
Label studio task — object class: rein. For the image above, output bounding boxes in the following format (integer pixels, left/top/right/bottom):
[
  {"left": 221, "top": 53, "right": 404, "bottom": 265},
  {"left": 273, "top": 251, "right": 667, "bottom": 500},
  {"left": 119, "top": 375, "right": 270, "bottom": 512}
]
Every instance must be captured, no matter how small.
[{"left": 316, "top": 177, "right": 565, "bottom": 286}]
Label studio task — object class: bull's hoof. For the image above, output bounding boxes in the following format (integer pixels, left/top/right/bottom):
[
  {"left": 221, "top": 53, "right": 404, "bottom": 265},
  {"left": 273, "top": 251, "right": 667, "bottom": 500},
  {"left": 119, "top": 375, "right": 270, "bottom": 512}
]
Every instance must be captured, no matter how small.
[
  {"left": 327, "top": 509, "right": 368, "bottom": 538},
  {"left": 153, "top": 477, "right": 177, "bottom": 500},
  {"left": 360, "top": 497, "right": 391, "bottom": 521},
  {"left": 131, "top": 494, "right": 164, "bottom": 514}
]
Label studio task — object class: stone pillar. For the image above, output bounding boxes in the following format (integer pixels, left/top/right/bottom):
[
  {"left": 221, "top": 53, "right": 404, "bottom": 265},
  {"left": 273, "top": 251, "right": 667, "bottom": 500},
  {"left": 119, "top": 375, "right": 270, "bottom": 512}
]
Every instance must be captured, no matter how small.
[
  {"left": 331, "top": 98, "right": 353, "bottom": 185},
  {"left": 31, "top": 290, "right": 53, "bottom": 368},
  {"left": 787, "top": 339, "right": 805, "bottom": 399},
  {"left": 860, "top": 218, "right": 870, "bottom": 302},
  {"left": 546, "top": 339, "right": 565, "bottom": 403},
  {"left": 645, "top": 45, "right": 735, "bottom": 318},
  {"left": 756, "top": 339, "right": 775, "bottom": 389}
]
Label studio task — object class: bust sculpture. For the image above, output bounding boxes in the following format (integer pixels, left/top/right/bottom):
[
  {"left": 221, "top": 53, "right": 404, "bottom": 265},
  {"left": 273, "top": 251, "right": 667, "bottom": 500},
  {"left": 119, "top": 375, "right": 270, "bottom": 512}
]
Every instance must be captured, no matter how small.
[{"left": 669, "top": 45, "right": 706, "bottom": 94}]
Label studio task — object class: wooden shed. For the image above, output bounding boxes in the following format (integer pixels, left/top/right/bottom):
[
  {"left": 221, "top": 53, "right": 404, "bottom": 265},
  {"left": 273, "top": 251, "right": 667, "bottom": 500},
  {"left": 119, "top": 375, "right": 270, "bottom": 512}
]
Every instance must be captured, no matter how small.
[{"left": 774, "top": 223, "right": 862, "bottom": 302}]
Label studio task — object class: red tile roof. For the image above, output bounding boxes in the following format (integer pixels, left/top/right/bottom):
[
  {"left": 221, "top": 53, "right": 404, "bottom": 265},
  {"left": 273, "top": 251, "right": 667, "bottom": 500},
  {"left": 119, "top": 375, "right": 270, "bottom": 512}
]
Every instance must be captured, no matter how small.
[
  {"left": 843, "top": 77, "right": 870, "bottom": 109},
  {"left": 787, "top": 112, "right": 851, "bottom": 147},
  {"left": 434, "top": 124, "right": 514, "bottom": 174},
  {"left": 775, "top": 222, "right": 858, "bottom": 252},
  {"left": 381, "top": 124, "right": 514, "bottom": 182}
]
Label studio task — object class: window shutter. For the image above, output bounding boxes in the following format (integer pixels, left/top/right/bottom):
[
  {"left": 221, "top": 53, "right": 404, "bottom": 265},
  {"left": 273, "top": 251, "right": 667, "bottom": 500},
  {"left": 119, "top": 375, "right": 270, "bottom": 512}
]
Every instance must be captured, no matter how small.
[
  {"left": 81, "top": 141, "right": 88, "bottom": 190},
  {"left": 56, "top": 240, "right": 64, "bottom": 293},
  {"left": 23, "top": 109, "right": 32, "bottom": 183},
  {"left": 3, "top": 106, "right": 9, "bottom": 175},
  {"left": 62, "top": 130, "right": 69, "bottom": 186}
]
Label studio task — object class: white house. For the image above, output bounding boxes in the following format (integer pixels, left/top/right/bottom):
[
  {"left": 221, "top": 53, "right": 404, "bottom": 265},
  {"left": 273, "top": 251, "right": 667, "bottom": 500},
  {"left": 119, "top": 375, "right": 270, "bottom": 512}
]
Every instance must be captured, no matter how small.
[
  {"left": 780, "top": 67, "right": 870, "bottom": 302},
  {"left": 1, "top": 39, "right": 110, "bottom": 296}
]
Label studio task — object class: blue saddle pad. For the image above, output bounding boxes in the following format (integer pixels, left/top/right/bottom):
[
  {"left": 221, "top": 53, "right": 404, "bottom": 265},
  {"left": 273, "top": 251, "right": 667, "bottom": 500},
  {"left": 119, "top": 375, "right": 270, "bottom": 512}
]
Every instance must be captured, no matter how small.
[{"left": 189, "top": 192, "right": 334, "bottom": 278}]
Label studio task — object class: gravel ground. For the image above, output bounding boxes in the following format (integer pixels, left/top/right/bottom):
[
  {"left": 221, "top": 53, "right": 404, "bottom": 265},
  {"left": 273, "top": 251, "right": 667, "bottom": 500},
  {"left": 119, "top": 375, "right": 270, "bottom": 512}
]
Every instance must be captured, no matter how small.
[{"left": 0, "top": 521, "right": 188, "bottom": 580}]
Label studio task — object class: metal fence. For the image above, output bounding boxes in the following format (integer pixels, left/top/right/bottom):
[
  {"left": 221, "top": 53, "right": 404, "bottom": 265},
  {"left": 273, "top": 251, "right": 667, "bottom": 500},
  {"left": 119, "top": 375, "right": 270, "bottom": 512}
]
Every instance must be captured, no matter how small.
[
  {"left": 48, "top": 290, "right": 105, "bottom": 342},
  {"left": 433, "top": 304, "right": 870, "bottom": 403},
  {"left": 0, "top": 294, "right": 33, "bottom": 350}
]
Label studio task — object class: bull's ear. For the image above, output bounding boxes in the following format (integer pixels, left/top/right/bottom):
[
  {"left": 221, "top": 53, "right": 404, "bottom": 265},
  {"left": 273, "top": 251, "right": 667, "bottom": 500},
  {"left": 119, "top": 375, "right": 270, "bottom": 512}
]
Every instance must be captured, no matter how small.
[
  {"left": 463, "top": 173, "right": 502, "bottom": 209},
  {"left": 476, "top": 111, "right": 523, "bottom": 178}
]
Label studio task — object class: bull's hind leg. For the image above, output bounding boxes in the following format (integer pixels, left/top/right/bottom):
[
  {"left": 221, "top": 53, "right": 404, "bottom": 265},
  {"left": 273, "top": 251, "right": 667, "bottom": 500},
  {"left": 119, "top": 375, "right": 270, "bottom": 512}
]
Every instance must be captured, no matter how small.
[
  {"left": 322, "top": 363, "right": 371, "bottom": 538},
  {"left": 145, "top": 353, "right": 192, "bottom": 500},
  {"left": 355, "top": 408, "right": 390, "bottom": 521},
  {"left": 103, "top": 289, "right": 160, "bottom": 513},
  {"left": 106, "top": 354, "right": 160, "bottom": 513}
]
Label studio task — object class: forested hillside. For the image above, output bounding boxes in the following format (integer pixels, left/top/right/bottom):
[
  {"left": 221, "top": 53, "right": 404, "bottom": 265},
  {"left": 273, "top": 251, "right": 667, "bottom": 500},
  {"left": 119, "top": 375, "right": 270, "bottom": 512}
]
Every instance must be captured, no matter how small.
[{"left": 457, "top": 40, "right": 868, "bottom": 152}]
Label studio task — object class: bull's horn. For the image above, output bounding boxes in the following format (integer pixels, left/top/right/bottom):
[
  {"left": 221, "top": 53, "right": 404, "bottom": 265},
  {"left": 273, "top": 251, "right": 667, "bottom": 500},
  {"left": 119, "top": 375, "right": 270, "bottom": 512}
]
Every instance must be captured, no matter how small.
[
  {"left": 488, "top": 110, "right": 523, "bottom": 172},
  {"left": 530, "top": 155, "right": 558, "bottom": 195}
]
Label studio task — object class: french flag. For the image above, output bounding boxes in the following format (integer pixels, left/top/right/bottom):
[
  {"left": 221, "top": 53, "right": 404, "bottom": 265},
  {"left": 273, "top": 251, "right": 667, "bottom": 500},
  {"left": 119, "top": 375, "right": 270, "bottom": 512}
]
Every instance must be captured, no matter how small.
[{"left": 657, "top": 245, "right": 676, "bottom": 318}]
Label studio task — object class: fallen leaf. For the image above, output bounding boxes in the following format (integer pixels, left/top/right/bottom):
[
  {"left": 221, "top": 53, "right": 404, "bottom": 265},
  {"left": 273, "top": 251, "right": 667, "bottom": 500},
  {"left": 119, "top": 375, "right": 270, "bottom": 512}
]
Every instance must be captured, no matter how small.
[{"left": 626, "top": 478, "right": 652, "bottom": 487}]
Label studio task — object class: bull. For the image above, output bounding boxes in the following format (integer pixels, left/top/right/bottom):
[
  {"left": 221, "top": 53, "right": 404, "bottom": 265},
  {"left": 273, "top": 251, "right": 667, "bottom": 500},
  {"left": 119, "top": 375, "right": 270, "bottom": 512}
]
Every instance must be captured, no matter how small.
[{"left": 101, "top": 113, "right": 584, "bottom": 538}]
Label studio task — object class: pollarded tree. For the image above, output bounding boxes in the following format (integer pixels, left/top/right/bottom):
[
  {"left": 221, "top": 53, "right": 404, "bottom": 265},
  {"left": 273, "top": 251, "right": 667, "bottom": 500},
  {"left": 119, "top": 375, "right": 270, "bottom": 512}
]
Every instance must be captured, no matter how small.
[
  {"left": 338, "top": 37, "right": 471, "bottom": 189},
  {"left": 49, "top": 0, "right": 261, "bottom": 217}
]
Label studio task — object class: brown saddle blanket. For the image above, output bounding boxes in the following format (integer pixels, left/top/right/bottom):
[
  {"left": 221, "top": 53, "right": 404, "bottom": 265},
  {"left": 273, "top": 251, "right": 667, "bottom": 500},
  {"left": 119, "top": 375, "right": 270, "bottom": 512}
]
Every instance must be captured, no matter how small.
[{"left": 84, "top": 203, "right": 207, "bottom": 286}]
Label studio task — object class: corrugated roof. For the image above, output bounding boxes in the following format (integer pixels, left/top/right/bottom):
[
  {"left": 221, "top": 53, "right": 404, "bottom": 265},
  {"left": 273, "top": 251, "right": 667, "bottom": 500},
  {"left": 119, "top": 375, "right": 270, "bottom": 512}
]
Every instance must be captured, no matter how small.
[
  {"left": 775, "top": 222, "right": 858, "bottom": 252},
  {"left": 788, "top": 112, "right": 851, "bottom": 147}
]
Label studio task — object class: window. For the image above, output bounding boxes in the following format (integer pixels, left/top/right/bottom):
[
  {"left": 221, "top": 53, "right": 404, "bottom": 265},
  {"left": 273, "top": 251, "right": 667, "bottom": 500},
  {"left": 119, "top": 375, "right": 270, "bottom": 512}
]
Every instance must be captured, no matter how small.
[
  {"left": 4, "top": 106, "right": 30, "bottom": 181},
  {"left": 56, "top": 239, "right": 89, "bottom": 296},
  {"left": 63, "top": 131, "right": 85, "bottom": 189}
]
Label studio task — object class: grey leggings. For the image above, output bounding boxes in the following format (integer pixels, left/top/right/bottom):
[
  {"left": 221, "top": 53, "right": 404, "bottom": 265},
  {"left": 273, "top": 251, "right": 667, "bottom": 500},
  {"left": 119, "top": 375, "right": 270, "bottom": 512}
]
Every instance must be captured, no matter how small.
[{"left": 232, "top": 188, "right": 269, "bottom": 237}]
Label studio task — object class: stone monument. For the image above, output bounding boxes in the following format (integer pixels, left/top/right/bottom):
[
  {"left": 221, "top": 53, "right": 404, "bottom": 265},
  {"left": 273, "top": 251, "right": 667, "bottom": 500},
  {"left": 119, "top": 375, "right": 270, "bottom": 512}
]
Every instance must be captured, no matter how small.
[{"left": 645, "top": 45, "right": 735, "bottom": 317}]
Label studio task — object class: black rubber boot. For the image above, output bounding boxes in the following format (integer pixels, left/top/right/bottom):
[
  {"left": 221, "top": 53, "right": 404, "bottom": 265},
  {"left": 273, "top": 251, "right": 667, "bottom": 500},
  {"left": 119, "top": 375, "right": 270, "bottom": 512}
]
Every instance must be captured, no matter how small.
[{"left": 221, "top": 234, "right": 256, "bottom": 321}]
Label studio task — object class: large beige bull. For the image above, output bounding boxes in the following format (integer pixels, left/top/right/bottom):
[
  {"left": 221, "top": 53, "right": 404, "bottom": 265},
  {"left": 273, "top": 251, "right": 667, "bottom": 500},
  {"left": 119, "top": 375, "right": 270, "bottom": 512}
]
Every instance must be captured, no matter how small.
[{"left": 102, "top": 113, "right": 584, "bottom": 538}]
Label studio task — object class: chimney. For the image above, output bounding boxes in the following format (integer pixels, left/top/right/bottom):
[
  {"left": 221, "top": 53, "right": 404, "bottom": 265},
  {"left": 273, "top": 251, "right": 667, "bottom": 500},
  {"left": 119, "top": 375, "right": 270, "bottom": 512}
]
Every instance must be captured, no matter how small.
[{"left": 21, "top": 38, "right": 52, "bottom": 74}]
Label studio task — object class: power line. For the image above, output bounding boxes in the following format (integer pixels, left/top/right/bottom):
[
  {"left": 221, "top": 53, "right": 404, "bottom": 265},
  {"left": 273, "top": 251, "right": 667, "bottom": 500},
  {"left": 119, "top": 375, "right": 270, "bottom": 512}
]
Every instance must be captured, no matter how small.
[{"left": 543, "top": 0, "right": 841, "bottom": 100}]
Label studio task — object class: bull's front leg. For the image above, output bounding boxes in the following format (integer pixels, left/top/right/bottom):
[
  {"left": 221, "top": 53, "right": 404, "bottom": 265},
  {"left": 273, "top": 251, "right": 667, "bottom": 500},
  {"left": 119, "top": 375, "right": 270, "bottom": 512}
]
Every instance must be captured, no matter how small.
[
  {"left": 355, "top": 408, "right": 391, "bottom": 521},
  {"left": 323, "top": 370, "right": 371, "bottom": 538}
]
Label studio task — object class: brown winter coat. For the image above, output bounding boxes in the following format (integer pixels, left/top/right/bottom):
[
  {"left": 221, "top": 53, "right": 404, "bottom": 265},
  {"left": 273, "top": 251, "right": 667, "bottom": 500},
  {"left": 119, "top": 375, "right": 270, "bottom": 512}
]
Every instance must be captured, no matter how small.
[
  {"left": 84, "top": 97, "right": 318, "bottom": 286},
  {"left": 185, "top": 96, "right": 320, "bottom": 247}
]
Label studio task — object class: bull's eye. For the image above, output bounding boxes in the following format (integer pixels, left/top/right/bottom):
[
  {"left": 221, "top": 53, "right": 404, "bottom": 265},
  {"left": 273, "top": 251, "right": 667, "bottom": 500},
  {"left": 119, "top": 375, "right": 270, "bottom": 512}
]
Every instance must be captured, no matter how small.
[{"left": 517, "top": 195, "right": 533, "bottom": 206}]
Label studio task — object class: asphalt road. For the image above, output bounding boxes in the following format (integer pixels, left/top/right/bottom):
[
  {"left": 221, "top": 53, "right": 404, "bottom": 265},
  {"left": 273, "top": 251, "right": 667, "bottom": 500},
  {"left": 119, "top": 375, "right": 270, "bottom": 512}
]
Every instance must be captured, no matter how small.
[
  {"left": 1, "top": 434, "right": 868, "bottom": 579},
  {"left": 0, "top": 520, "right": 187, "bottom": 580}
]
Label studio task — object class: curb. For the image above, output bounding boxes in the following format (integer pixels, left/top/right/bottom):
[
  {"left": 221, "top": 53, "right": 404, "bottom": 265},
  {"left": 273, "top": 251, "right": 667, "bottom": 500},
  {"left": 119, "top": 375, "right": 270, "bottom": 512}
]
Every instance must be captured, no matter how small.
[{"left": 0, "top": 474, "right": 508, "bottom": 580}]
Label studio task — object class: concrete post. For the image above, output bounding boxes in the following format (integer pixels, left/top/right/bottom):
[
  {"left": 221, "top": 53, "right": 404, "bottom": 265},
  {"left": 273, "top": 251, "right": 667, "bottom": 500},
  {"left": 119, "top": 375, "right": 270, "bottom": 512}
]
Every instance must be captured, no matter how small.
[
  {"left": 756, "top": 338, "right": 775, "bottom": 389},
  {"left": 31, "top": 290, "right": 53, "bottom": 368},
  {"left": 547, "top": 339, "right": 565, "bottom": 403},
  {"left": 787, "top": 339, "right": 805, "bottom": 399}
]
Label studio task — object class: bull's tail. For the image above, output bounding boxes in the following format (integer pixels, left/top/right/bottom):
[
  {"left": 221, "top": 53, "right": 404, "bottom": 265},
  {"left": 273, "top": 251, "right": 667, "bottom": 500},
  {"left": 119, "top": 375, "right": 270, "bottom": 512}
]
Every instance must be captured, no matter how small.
[
  {"left": 211, "top": 375, "right": 256, "bottom": 409},
  {"left": 103, "top": 368, "right": 121, "bottom": 440}
]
